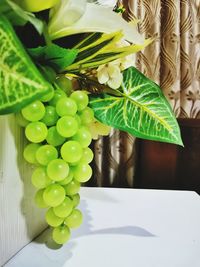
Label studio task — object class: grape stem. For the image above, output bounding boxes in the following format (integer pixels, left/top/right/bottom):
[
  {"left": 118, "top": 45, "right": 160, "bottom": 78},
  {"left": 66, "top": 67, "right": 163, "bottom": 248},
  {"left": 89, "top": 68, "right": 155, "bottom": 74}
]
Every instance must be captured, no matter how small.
[{"left": 69, "top": 73, "right": 123, "bottom": 97}]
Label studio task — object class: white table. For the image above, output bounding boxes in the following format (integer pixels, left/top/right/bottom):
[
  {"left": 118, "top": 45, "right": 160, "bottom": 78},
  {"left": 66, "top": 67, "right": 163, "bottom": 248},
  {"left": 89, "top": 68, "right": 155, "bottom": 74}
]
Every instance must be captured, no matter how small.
[{"left": 4, "top": 187, "right": 200, "bottom": 267}]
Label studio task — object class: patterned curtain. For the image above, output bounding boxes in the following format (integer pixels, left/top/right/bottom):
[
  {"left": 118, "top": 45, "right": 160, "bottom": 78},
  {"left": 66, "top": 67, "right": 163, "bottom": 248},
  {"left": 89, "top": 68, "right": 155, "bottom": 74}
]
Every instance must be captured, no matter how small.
[{"left": 87, "top": 0, "right": 200, "bottom": 187}]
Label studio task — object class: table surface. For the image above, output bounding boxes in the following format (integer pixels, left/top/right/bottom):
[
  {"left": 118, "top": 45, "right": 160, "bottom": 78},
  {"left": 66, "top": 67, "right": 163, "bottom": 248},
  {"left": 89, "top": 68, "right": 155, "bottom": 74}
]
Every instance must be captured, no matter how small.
[{"left": 4, "top": 187, "right": 200, "bottom": 267}]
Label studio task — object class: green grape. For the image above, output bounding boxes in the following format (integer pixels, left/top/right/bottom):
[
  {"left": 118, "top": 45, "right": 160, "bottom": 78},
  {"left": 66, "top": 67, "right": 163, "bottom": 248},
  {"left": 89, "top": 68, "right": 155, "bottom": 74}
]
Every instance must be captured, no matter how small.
[
  {"left": 68, "top": 160, "right": 81, "bottom": 167},
  {"left": 16, "top": 112, "right": 29, "bottom": 127},
  {"left": 56, "top": 76, "right": 72, "bottom": 95},
  {"left": 64, "top": 209, "right": 83, "bottom": 229},
  {"left": 72, "top": 161, "right": 92, "bottom": 183},
  {"left": 47, "top": 159, "right": 69, "bottom": 181},
  {"left": 34, "top": 189, "right": 48, "bottom": 208},
  {"left": 23, "top": 143, "right": 40, "bottom": 164},
  {"left": 72, "top": 127, "right": 92, "bottom": 148},
  {"left": 41, "top": 106, "right": 59, "bottom": 126},
  {"left": 70, "top": 193, "right": 80, "bottom": 208},
  {"left": 46, "top": 208, "right": 64, "bottom": 227},
  {"left": 75, "top": 114, "right": 81, "bottom": 126},
  {"left": 53, "top": 197, "right": 73, "bottom": 218},
  {"left": 79, "top": 107, "right": 94, "bottom": 125},
  {"left": 70, "top": 90, "right": 88, "bottom": 111},
  {"left": 49, "top": 89, "right": 66, "bottom": 106},
  {"left": 31, "top": 167, "right": 52, "bottom": 189},
  {"left": 46, "top": 126, "right": 66, "bottom": 147},
  {"left": 36, "top": 145, "right": 58, "bottom": 166},
  {"left": 25, "top": 122, "right": 48, "bottom": 143},
  {"left": 56, "top": 97, "right": 77, "bottom": 117},
  {"left": 52, "top": 225, "right": 71, "bottom": 245},
  {"left": 64, "top": 180, "right": 80, "bottom": 195},
  {"left": 95, "top": 121, "right": 111, "bottom": 136},
  {"left": 40, "top": 87, "right": 54, "bottom": 102},
  {"left": 43, "top": 184, "right": 65, "bottom": 207},
  {"left": 88, "top": 122, "right": 99, "bottom": 140},
  {"left": 59, "top": 169, "right": 74, "bottom": 185},
  {"left": 82, "top": 147, "right": 94, "bottom": 163},
  {"left": 56, "top": 116, "right": 78, "bottom": 137},
  {"left": 61, "top": 141, "right": 83, "bottom": 163},
  {"left": 22, "top": 101, "right": 45, "bottom": 121}
]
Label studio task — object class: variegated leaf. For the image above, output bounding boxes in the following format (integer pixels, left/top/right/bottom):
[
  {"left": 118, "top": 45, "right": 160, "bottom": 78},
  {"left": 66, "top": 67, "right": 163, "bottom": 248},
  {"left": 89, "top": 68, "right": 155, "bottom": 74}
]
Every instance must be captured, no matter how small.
[
  {"left": 0, "top": 16, "right": 51, "bottom": 115},
  {"left": 89, "top": 67, "right": 183, "bottom": 145}
]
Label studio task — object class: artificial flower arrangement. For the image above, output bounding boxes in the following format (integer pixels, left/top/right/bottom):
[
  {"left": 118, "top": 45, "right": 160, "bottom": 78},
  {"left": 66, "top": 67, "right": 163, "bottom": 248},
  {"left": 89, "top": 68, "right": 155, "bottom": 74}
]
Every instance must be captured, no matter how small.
[{"left": 0, "top": 0, "right": 183, "bottom": 245}]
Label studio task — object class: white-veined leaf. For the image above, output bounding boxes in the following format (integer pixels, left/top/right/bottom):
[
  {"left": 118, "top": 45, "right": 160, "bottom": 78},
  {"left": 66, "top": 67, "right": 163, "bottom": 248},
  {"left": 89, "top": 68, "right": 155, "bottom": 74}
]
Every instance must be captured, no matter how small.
[
  {"left": 89, "top": 67, "right": 183, "bottom": 145},
  {"left": 0, "top": 16, "right": 51, "bottom": 114}
]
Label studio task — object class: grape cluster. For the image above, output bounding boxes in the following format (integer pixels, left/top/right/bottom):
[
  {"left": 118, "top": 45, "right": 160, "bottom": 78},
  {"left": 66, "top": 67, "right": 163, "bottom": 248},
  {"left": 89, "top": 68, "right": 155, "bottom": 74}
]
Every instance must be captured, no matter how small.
[{"left": 16, "top": 86, "right": 95, "bottom": 244}]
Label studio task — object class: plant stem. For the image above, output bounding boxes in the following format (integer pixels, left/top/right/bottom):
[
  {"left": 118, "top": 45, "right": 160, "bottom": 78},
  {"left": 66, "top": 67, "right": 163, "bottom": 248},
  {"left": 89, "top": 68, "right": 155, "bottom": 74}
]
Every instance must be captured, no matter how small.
[
  {"left": 103, "top": 86, "right": 123, "bottom": 97},
  {"left": 73, "top": 72, "right": 123, "bottom": 97},
  {"left": 43, "top": 22, "right": 52, "bottom": 46}
]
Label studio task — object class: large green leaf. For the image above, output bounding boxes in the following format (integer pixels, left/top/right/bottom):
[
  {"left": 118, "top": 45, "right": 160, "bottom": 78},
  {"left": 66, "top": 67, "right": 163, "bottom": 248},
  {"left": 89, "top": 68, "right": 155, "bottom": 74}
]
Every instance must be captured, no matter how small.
[
  {"left": 0, "top": 16, "right": 51, "bottom": 115},
  {"left": 89, "top": 67, "right": 183, "bottom": 146}
]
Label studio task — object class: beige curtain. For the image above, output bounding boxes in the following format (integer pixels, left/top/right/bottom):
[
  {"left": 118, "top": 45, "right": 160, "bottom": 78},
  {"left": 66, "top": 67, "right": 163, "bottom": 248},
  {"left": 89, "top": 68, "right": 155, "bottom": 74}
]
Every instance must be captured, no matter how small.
[{"left": 87, "top": 0, "right": 200, "bottom": 187}]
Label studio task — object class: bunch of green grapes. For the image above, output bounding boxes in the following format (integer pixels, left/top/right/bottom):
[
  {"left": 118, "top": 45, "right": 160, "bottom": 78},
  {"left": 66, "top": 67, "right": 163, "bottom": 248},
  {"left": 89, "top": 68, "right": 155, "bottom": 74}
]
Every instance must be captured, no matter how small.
[{"left": 16, "top": 85, "right": 95, "bottom": 245}]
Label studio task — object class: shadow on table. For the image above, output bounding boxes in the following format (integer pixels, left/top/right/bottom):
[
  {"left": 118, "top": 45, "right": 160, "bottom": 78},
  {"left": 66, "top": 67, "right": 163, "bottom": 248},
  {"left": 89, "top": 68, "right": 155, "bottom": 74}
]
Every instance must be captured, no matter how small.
[
  {"left": 72, "top": 199, "right": 155, "bottom": 239},
  {"left": 34, "top": 198, "right": 155, "bottom": 265}
]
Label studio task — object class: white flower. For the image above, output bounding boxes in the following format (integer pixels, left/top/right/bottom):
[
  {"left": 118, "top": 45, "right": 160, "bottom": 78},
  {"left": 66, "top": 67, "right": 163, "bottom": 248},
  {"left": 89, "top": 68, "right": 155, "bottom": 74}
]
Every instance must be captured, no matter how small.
[
  {"left": 97, "top": 62, "right": 123, "bottom": 89},
  {"left": 48, "top": 1, "right": 144, "bottom": 44},
  {"left": 95, "top": 39, "right": 136, "bottom": 89},
  {"left": 49, "top": 0, "right": 87, "bottom": 30},
  {"left": 115, "top": 40, "right": 136, "bottom": 70},
  {"left": 120, "top": 53, "right": 136, "bottom": 70}
]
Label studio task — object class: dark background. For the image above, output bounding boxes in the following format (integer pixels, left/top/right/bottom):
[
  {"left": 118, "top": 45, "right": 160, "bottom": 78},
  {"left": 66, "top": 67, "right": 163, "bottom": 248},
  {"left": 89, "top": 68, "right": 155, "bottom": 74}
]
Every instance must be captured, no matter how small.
[{"left": 87, "top": 119, "right": 200, "bottom": 194}]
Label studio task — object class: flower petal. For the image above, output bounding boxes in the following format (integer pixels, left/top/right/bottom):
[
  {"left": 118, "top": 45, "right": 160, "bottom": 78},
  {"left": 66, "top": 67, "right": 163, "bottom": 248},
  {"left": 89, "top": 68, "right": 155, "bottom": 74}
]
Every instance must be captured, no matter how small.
[
  {"left": 107, "top": 64, "right": 121, "bottom": 78},
  {"left": 107, "top": 73, "right": 123, "bottom": 89},
  {"left": 49, "top": 2, "right": 144, "bottom": 44},
  {"left": 49, "top": 0, "right": 87, "bottom": 33},
  {"left": 97, "top": 67, "right": 109, "bottom": 84}
]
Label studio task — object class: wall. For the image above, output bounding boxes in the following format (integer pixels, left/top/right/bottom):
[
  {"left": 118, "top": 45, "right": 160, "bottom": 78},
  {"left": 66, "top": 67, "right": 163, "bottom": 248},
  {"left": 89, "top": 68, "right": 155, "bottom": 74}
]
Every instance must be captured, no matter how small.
[{"left": 0, "top": 115, "right": 47, "bottom": 266}]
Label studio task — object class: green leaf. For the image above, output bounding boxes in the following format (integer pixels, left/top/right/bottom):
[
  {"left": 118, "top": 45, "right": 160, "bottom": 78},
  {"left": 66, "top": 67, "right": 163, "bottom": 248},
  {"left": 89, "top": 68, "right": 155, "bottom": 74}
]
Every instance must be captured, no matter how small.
[
  {"left": 65, "top": 31, "right": 152, "bottom": 71},
  {"left": 28, "top": 44, "right": 78, "bottom": 72},
  {"left": 74, "top": 32, "right": 103, "bottom": 49},
  {"left": 0, "top": 16, "right": 51, "bottom": 115},
  {"left": 89, "top": 67, "right": 183, "bottom": 146},
  {"left": 0, "top": 0, "right": 43, "bottom": 34},
  {"left": 73, "top": 31, "right": 123, "bottom": 61}
]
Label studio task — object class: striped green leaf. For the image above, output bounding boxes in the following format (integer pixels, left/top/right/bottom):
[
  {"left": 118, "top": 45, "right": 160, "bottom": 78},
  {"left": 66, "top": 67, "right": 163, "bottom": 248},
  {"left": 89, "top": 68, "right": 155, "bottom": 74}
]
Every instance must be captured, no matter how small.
[
  {"left": 0, "top": 16, "right": 51, "bottom": 115},
  {"left": 73, "top": 33, "right": 103, "bottom": 49},
  {"left": 65, "top": 31, "right": 152, "bottom": 72},
  {"left": 65, "top": 31, "right": 123, "bottom": 71},
  {"left": 89, "top": 67, "right": 183, "bottom": 145}
]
